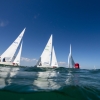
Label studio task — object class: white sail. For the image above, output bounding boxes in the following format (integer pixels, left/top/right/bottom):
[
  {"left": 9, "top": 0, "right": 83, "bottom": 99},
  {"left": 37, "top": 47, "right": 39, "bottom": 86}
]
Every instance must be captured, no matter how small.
[
  {"left": 51, "top": 46, "right": 58, "bottom": 67},
  {"left": 37, "top": 34, "right": 52, "bottom": 67},
  {"left": 13, "top": 41, "right": 23, "bottom": 65},
  {"left": 1, "top": 28, "right": 26, "bottom": 62},
  {"left": 94, "top": 66, "right": 96, "bottom": 70},
  {"left": 68, "top": 55, "right": 70, "bottom": 68},
  {"left": 68, "top": 44, "right": 75, "bottom": 68}
]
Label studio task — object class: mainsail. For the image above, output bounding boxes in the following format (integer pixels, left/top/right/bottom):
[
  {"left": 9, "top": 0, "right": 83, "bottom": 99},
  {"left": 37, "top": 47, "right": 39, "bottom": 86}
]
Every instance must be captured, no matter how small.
[
  {"left": 51, "top": 46, "right": 58, "bottom": 67},
  {"left": 13, "top": 41, "right": 23, "bottom": 65},
  {"left": 37, "top": 34, "right": 52, "bottom": 66},
  {"left": 1, "top": 28, "right": 26, "bottom": 62}
]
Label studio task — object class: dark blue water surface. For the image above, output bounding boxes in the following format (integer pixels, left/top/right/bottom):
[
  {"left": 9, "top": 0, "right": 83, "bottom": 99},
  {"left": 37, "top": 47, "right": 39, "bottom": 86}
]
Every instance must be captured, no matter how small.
[{"left": 0, "top": 66, "right": 100, "bottom": 100}]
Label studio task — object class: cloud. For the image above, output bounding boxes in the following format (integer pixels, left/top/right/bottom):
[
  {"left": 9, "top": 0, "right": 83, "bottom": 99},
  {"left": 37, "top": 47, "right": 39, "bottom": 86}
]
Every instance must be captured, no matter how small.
[
  {"left": 0, "top": 20, "right": 9, "bottom": 27},
  {"left": 58, "top": 61, "right": 68, "bottom": 67},
  {"left": 20, "top": 57, "right": 38, "bottom": 66},
  {"left": 20, "top": 57, "right": 68, "bottom": 67},
  {"left": 21, "top": 57, "right": 37, "bottom": 62}
]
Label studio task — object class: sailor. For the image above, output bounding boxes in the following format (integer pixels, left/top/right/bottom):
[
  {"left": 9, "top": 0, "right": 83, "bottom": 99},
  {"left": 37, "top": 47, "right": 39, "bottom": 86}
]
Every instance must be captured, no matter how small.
[
  {"left": 39, "top": 62, "right": 42, "bottom": 66},
  {"left": 3, "top": 57, "right": 6, "bottom": 62},
  {"left": 13, "top": 63, "right": 15, "bottom": 66}
]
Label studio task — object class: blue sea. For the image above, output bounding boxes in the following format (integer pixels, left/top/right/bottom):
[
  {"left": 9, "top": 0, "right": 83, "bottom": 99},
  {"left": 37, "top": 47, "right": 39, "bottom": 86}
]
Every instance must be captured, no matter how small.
[{"left": 0, "top": 66, "right": 100, "bottom": 100}]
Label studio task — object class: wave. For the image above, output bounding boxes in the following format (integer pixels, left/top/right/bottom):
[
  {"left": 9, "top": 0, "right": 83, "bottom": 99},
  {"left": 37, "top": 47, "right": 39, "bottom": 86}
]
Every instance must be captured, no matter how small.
[
  {"left": 0, "top": 66, "right": 100, "bottom": 100},
  {"left": 0, "top": 85, "right": 100, "bottom": 100}
]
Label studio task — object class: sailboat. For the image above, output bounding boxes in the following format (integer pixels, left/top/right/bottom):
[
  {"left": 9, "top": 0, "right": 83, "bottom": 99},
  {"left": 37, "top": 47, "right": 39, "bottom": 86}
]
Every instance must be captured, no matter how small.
[
  {"left": 94, "top": 65, "right": 96, "bottom": 70},
  {"left": 36, "top": 34, "right": 58, "bottom": 68},
  {"left": 68, "top": 44, "right": 75, "bottom": 68},
  {"left": 0, "top": 28, "right": 26, "bottom": 66}
]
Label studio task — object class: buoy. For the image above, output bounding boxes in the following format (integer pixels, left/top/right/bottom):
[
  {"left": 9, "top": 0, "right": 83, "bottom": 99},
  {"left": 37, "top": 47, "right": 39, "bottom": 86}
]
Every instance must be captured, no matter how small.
[{"left": 74, "top": 63, "right": 80, "bottom": 69}]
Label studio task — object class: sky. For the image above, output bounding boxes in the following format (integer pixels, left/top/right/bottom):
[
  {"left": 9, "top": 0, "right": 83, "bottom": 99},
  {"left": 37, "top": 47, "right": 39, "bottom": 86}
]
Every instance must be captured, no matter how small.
[{"left": 0, "top": 0, "right": 100, "bottom": 69}]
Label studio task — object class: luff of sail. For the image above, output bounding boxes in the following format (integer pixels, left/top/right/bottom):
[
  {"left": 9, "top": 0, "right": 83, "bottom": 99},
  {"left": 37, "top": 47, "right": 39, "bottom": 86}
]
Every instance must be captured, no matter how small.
[
  {"left": 13, "top": 41, "right": 23, "bottom": 65},
  {"left": 37, "top": 34, "right": 52, "bottom": 66},
  {"left": 1, "top": 28, "right": 26, "bottom": 62},
  {"left": 68, "top": 44, "right": 75, "bottom": 68},
  {"left": 51, "top": 46, "right": 58, "bottom": 67}
]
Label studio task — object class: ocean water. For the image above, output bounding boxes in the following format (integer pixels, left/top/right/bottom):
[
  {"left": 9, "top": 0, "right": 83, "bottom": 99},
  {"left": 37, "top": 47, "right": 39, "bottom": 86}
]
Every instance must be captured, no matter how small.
[{"left": 0, "top": 66, "right": 100, "bottom": 100}]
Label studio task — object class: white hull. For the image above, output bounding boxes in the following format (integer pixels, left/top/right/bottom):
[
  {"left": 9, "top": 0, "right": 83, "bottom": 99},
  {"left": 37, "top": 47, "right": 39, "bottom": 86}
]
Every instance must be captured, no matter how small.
[{"left": 0, "top": 62, "right": 18, "bottom": 66}]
